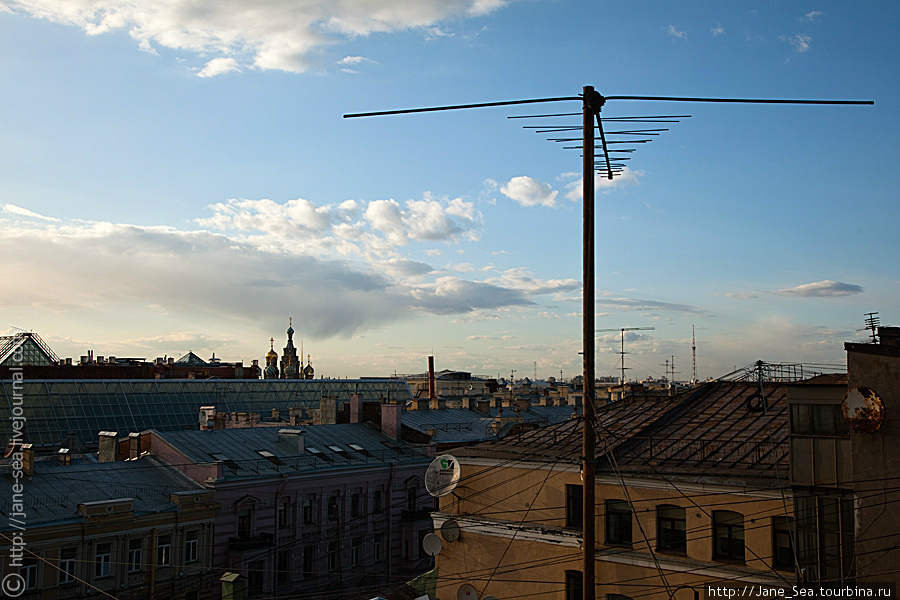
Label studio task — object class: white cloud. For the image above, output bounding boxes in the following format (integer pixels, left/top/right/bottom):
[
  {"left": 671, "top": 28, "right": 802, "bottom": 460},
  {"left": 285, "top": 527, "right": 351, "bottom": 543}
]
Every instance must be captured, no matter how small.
[
  {"left": 711, "top": 22, "right": 725, "bottom": 37},
  {"left": 563, "top": 168, "right": 643, "bottom": 201},
  {"left": 197, "top": 57, "right": 241, "bottom": 78},
  {"left": 2, "top": 203, "right": 60, "bottom": 221},
  {"left": 6, "top": 0, "right": 513, "bottom": 75},
  {"left": 500, "top": 175, "right": 558, "bottom": 207},
  {"left": 800, "top": 11, "right": 823, "bottom": 22},
  {"left": 783, "top": 33, "right": 812, "bottom": 53},
  {"left": 666, "top": 25, "right": 687, "bottom": 41},
  {"left": 772, "top": 280, "right": 863, "bottom": 297}
]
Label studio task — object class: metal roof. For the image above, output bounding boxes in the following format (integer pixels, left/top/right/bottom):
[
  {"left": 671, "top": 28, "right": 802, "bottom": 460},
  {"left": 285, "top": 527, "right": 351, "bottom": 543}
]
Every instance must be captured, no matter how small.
[
  {"left": 400, "top": 404, "right": 581, "bottom": 444},
  {"left": 0, "top": 455, "right": 203, "bottom": 530},
  {"left": 454, "top": 381, "right": 793, "bottom": 487},
  {"left": 156, "top": 423, "right": 429, "bottom": 481}
]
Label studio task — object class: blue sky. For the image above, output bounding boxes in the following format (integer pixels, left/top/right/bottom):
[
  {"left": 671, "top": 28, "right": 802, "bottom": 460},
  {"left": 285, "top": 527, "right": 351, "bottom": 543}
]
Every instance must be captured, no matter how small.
[{"left": 1, "top": 0, "right": 898, "bottom": 381}]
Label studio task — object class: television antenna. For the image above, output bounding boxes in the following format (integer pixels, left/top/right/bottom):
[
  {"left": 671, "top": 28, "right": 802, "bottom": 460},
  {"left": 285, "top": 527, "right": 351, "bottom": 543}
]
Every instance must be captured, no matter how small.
[
  {"left": 345, "top": 86, "right": 873, "bottom": 600},
  {"left": 597, "top": 326, "right": 655, "bottom": 386}
]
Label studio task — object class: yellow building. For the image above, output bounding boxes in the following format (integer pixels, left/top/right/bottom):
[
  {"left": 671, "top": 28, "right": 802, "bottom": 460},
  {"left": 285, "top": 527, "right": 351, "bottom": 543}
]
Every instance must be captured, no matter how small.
[{"left": 432, "top": 380, "right": 805, "bottom": 600}]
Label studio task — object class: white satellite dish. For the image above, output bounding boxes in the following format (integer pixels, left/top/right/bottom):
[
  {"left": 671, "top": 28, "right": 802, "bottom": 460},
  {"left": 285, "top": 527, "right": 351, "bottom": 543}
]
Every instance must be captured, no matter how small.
[
  {"left": 441, "top": 519, "right": 460, "bottom": 543},
  {"left": 422, "top": 532, "right": 443, "bottom": 556},
  {"left": 457, "top": 584, "right": 478, "bottom": 600},
  {"left": 425, "top": 454, "right": 461, "bottom": 497}
]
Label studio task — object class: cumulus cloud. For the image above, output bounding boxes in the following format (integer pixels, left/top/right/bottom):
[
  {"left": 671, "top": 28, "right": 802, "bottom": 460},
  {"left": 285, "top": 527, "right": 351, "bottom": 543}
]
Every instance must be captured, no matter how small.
[
  {"left": 500, "top": 175, "right": 559, "bottom": 207},
  {"left": 772, "top": 280, "right": 863, "bottom": 297},
  {"left": 5, "top": 0, "right": 512, "bottom": 75},
  {"left": 711, "top": 22, "right": 725, "bottom": 37},
  {"left": 783, "top": 33, "right": 812, "bottom": 53},
  {"left": 800, "top": 11, "right": 823, "bottom": 22},
  {"left": 197, "top": 57, "right": 241, "bottom": 78},
  {"left": 563, "top": 168, "right": 642, "bottom": 201},
  {"left": 666, "top": 25, "right": 687, "bottom": 41},
  {"left": 196, "top": 194, "right": 481, "bottom": 258}
]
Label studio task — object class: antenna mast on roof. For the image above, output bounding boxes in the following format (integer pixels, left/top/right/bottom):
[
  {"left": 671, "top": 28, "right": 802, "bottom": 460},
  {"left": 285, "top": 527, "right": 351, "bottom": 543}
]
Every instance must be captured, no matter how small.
[
  {"left": 692, "top": 325, "right": 697, "bottom": 383},
  {"left": 861, "top": 312, "right": 880, "bottom": 343}
]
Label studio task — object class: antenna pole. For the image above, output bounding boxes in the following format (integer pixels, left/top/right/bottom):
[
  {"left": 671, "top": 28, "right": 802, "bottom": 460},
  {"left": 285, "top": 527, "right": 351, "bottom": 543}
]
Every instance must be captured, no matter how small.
[{"left": 582, "top": 85, "right": 597, "bottom": 600}]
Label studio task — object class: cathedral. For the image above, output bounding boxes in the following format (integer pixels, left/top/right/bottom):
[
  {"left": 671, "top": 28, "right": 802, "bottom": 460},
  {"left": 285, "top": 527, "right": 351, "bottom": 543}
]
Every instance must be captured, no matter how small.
[{"left": 264, "top": 318, "right": 315, "bottom": 379}]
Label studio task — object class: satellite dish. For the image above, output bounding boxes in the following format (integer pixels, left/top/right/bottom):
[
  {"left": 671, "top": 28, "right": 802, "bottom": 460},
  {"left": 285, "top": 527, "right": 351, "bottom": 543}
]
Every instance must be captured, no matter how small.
[
  {"left": 422, "top": 533, "right": 443, "bottom": 556},
  {"left": 842, "top": 386, "right": 885, "bottom": 434},
  {"left": 425, "top": 454, "right": 461, "bottom": 497},
  {"left": 458, "top": 584, "right": 478, "bottom": 600},
  {"left": 441, "top": 519, "right": 461, "bottom": 543}
]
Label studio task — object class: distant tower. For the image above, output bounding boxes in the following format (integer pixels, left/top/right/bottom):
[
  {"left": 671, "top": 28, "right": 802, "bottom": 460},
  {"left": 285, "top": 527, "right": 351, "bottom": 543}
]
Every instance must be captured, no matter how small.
[
  {"left": 264, "top": 338, "right": 279, "bottom": 379},
  {"left": 692, "top": 325, "right": 697, "bottom": 383},
  {"left": 280, "top": 318, "right": 300, "bottom": 379},
  {"left": 303, "top": 354, "right": 315, "bottom": 379}
]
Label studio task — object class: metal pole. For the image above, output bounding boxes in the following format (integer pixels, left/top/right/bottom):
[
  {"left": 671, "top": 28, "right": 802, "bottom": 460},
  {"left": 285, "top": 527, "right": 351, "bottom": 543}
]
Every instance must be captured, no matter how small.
[{"left": 582, "top": 85, "right": 596, "bottom": 600}]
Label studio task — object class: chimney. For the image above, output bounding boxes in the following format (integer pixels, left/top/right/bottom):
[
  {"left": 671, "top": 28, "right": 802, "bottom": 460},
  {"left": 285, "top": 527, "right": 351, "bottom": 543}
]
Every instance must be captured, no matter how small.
[
  {"left": 272, "top": 408, "right": 281, "bottom": 421},
  {"left": 128, "top": 432, "right": 141, "bottom": 460},
  {"left": 381, "top": 401, "right": 401, "bottom": 440},
  {"left": 199, "top": 406, "right": 216, "bottom": 430},
  {"left": 350, "top": 394, "right": 363, "bottom": 424},
  {"left": 98, "top": 431, "right": 118, "bottom": 463},
  {"left": 289, "top": 407, "right": 303, "bottom": 426},
  {"left": 58, "top": 448, "right": 71, "bottom": 466},
  {"left": 278, "top": 429, "right": 305, "bottom": 453},
  {"left": 879, "top": 326, "right": 900, "bottom": 347},
  {"left": 22, "top": 443, "right": 34, "bottom": 477},
  {"left": 428, "top": 356, "right": 438, "bottom": 410},
  {"left": 319, "top": 396, "right": 338, "bottom": 425}
]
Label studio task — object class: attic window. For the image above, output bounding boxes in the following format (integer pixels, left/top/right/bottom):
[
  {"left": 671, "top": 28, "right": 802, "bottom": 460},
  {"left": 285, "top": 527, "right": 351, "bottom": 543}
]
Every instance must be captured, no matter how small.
[
  {"left": 327, "top": 445, "right": 349, "bottom": 458},
  {"left": 256, "top": 450, "right": 281, "bottom": 465},
  {"left": 210, "top": 453, "right": 240, "bottom": 471},
  {"left": 307, "top": 447, "right": 331, "bottom": 462},
  {"left": 348, "top": 443, "right": 369, "bottom": 456}
]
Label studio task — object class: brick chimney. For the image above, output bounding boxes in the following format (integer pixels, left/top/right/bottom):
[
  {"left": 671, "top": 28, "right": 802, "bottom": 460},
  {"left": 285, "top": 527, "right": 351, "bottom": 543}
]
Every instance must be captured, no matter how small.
[
  {"left": 381, "top": 401, "right": 401, "bottom": 440},
  {"left": 319, "top": 396, "right": 338, "bottom": 425},
  {"left": 428, "top": 356, "right": 438, "bottom": 410},
  {"left": 350, "top": 394, "right": 363, "bottom": 424},
  {"left": 128, "top": 432, "right": 141, "bottom": 460},
  {"left": 22, "top": 443, "right": 34, "bottom": 477},
  {"left": 98, "top": 431, "right": 118, "bottom": 463},
  {"left": 278, "top": 429, "right": 305, "bottom": 453}
]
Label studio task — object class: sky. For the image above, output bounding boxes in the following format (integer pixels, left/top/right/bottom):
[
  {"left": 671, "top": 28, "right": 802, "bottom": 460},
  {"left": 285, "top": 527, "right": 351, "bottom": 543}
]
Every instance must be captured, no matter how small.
[{"left": 1, "top": 0, "right": 898, "bottom": 382}]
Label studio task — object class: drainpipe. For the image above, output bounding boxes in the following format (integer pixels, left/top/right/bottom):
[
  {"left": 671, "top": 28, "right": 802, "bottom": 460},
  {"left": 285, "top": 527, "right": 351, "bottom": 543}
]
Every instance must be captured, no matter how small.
[{"left": 149, "top": 527, "right": 157, "bottom": 599}]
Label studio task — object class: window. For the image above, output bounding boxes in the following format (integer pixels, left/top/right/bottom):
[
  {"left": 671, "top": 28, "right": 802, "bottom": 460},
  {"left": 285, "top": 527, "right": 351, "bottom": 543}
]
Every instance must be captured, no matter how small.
[
  {"left": 278, "top": 499, "right": 293, "bottom": 528},
  {"left": 185, "top": 530, "right": 199, "bottom": 563},
  {"left": 605, "top": 500, "right": 632, "bottom": 545},
  {"left": 302, "top": 545, "right": 316, "bottom": 577},
  {"left": 713, "top": 510, "right": 745, "bottom": 561},
  {"left": 327, "top": 541, "right": 339, "bottom": 571},
  {"left": 59, "top": 548, "right": 76, "bottom": 584},
  {"left": 247, "top": 559, "right": 264, "bottom": 596},
  {"left": 351, "top": 493, "right": 361, "bottom": 518},
  {"left": 566, "top": 484, "right": 583, "bottom": 528},
  {"left": 373, "top": 533, "right": 385, "bottom": 562},
  {"left": 791, "top": 404, "right": 850, "bottom": 435},
  {"left": 21, "top": 558, "right": 37, "bottom": 590},
  {"left": 327, "top": 496, "right": 340, "bottom": 522},
  {"left": 565, "top": 570, "right": 583, "bottom": 600},
  {"left": 351, "top": 537, "right": 361, "bottom": 566},
  {"left": 407, "top": 486, "right": 418, "bottom": 512},
  {"left": 773, "top": 516, "right": 795, "bottom": 571},
  {"left": 95, "top": 543, "right": 112, "bottom": 578},
  {"left": 373, "top": 489, "right": 384, "bottom": 514},
  {"left": 657, "top": 505, "right": 686, "bottom": 552},
  {"left": 128, "top": 539, "right": 142, "bottom": 572},
  {"left": 157, "top": 534, "right": 172, "bottom": 567},
  {"left": 237, "top": 508, "right": 252, "bottom": 538},
  {"left": 303, "top": 496, "right": 316, "bottom": 524},
  {"left": 796, "top": 495, "right": 854, "bottom": 582},
  {"left": 277, "top": 551, "right": 291, "bottom": 583}
]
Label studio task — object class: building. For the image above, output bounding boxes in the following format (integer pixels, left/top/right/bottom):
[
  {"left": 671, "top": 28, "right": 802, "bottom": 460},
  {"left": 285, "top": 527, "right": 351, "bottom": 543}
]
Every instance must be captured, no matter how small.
[
  {"left": 0, "top": 440, "right": 218, "bottom": 600},
  {"left": 134, "top": 413, "right": 434, "bottom": 599},
  {"left": 430, "top": 379, "right": 800, "bottom": 600}
]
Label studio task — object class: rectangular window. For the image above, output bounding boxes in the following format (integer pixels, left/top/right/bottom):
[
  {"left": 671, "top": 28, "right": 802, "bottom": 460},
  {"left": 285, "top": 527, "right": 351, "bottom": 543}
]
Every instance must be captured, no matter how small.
[
  {"left": 713, "top": 510, "right": 745, "bottom": 561},
  {"left": 605, "top": 500, "right": 632, "bottom": 545},
  {"left": 247, "top": 559, "right": 264, "bottom": 596},
  {"left": 407, "top": 486, "right": 417, "bottom": 512},
  {"left": 303, "top": 497, "right": 316, "bottom": 524},
  {"left": 373, "top": 489, "right": 384, "bottom": 514},
  {"left": 327, "top": 541, "right": 339, "bottom": 572},
  {"left": 773, "top": 516, "right": 795, "bottom": 571},
  {"left": 565, "top": 570, "right": 583, "bottom": 600},
  {"left": 373, "top": 533, "right": 385, "bottom": 562},
  {"left": 657, "top": 505, "right": 687, "bottom": 552},
  {"left": 351, "top": 493, "right": 361, "bottom": 518},
  {"left": 566, "top": 484, "right": 583, "bottom": 528},
  {"left": 327, "top": 496, "right": 340, "bottom": 522},
  {"left": 351, "top": 537, "right": 361, "bottom": 566},
  {"left": 278, "top": 499, "right": 292, "bottom": 528},
  {"left": 277, "top": 551, "right": 291, "bottom": 583},
  {"left": 791, "top": 404, "right": 850, "bottom": 435},
  {"left": 22, "top": 558, "right": 37, "bottom": 590},
  {"left": 95, "top": 543, "right": 112, "bottom": 578},
  {"left": 128, "top": 539, "right": 142, "bottom": 573},
  {"left": 302, "top": 545, "right": 316, "bottom": 578},
  {"left": 59, "top": 548, "right": 77, "bottom": 584},
  {"left": 157, "top": 535, "right": 172, "bottom": 567},
  {"left": 237, "top": 509, "right": 252, "bottom": 538},
  {"left": 796, "top": 495, "right": 855, "bottom": 582},
  {"left": 185, "top": 530, "right": 199, "bottom": 563}
]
